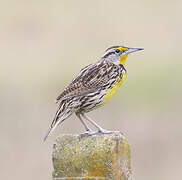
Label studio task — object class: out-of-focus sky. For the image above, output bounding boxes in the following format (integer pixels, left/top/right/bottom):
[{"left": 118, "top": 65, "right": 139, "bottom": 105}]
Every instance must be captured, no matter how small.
[{"left": 0, "top": 0, "right": 182, "bottom": 180}]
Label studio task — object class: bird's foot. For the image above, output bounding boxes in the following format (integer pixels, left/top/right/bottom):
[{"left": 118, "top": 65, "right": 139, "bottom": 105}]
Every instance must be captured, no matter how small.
[
  {"left": 79, "top": 129, "right": 123, "bottom": 138},
  {"left": 79, "top": 130, "right": 96, "bottom": 138},
  {"left": 98, "top": 128, "right": 122, "bottom": 135}
]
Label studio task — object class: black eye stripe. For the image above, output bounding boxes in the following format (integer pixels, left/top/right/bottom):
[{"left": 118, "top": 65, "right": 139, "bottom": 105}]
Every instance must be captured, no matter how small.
[
  {"left": 103, "top": 51, "right": 115, "bottom": 58},
  {"left": 103, "top": 49, "right": 124, "bottom": 58}
]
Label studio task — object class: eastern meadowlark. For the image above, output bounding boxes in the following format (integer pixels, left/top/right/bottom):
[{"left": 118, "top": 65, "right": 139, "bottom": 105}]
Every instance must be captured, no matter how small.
[{"left": 44, "top": 46, "right": 143, "bottom": 141}]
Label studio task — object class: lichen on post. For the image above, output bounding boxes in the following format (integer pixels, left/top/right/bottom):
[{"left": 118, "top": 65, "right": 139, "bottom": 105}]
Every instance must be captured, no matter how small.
[{"left": 52, "top": 132, "right": 132, "bottom": 180}]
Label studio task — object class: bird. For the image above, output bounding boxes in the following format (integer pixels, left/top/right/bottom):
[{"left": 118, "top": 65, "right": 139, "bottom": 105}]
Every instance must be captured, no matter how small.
[{"left": 44, "top": 46, "right": 143, "bottom": 141}]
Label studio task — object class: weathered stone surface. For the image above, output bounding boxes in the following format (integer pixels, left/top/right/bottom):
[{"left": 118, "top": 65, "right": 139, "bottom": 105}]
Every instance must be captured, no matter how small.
[{"left": 52, "top": 132, "right": 132, "bottom": 180}]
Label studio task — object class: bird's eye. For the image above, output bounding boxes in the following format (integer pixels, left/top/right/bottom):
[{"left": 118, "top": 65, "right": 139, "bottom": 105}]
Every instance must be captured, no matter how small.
[{"left": 115, "top": 49, "right": 120, "bottom": 53}]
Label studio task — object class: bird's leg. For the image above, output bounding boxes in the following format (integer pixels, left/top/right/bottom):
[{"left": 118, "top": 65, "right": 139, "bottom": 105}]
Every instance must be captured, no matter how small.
[
  {"left": 76, "top": 113, "right": 95, "bottom": 136},
  {"left": 76, "top": 113, "right": 92, "bottom": 131},
  {"left": 81, "top": 113, "right": 114, "bottom": 134}
]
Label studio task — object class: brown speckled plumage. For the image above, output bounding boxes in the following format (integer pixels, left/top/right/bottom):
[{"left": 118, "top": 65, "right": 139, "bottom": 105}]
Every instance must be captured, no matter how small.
[{"left": 44, "top": 46, "right": 143, "bottom": 141}]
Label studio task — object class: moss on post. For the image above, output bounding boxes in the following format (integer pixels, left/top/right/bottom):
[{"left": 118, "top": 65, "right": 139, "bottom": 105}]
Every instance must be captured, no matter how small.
[{"left": 52, "top": 132, "right": 132, "bottom": 180}]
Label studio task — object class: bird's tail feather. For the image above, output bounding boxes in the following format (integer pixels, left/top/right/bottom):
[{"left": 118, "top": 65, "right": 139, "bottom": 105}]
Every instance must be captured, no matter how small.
[
  {"left": 43, "top": 105, "right": 65, "bottom": 141},
  {"left": 43, "top": 119, "right": 62, "bottom": 141},
  {"left": 43, "top": 105, "right": 73, "bottom": 141},
  {"left": 43, "top": 126, "right": 53, "bottom": 142}
]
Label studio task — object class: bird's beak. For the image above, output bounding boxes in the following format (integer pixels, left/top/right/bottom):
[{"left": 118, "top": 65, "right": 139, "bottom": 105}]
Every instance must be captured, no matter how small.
[{"left": 124, "top": 47, "right": 144, "bottom": 55}]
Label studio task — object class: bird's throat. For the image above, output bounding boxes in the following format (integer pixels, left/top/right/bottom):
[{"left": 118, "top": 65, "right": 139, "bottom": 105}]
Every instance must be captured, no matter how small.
[{"left": 119, "top": 54, "right": 128, "bottom": 67}]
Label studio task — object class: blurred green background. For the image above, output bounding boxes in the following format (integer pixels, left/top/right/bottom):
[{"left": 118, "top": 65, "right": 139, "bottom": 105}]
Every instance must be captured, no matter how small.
[{"left": 1, "top": 0, "right": 182, "bottom": 180}]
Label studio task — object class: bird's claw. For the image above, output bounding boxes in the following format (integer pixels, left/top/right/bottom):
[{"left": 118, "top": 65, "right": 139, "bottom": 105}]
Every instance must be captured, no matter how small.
[
  {"left": 79, "top": 129, "right": 123, "bottom": 138},
  {"left": 79, "top": 130, "right": 97, "bottom": 137},
  {"left": 98, "top": 129, "right": 122, "bottom": 135}
]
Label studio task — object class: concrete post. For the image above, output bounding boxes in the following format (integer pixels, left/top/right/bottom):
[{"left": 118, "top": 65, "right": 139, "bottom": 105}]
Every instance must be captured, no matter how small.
[{"left": 52, "top": 132, "right": 132, "bottom": 180}]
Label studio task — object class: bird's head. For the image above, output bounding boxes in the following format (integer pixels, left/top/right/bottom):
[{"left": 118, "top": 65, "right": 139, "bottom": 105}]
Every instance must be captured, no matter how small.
[{"left": 102, "top": 46, "right": 143, "bottom": 66}]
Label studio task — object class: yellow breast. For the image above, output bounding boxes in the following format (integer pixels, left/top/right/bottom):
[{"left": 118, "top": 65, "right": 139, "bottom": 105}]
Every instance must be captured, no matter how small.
[{"left": 103, "top": 73, "right": 126, "bottom": 105}]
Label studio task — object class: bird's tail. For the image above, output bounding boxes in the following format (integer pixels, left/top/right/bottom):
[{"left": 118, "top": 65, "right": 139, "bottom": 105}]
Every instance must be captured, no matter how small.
[
  {"left": 44, "top": 125, "right": 55, "bottom": 142},
  {"left": 43, "top": 119, "right": 63, "bottom": 142},
  {"left": 43, "top": 101, "right": 73, "bottom": 141}
]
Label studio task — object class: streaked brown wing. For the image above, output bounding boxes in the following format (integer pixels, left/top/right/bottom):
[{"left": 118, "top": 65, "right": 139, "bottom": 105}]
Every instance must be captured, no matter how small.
[
  {"left": 56, "top": 82, "right": 96, "bottom": 103},
  {"left": 56, "top": 61, "right": 118, "bottom": 102}
]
